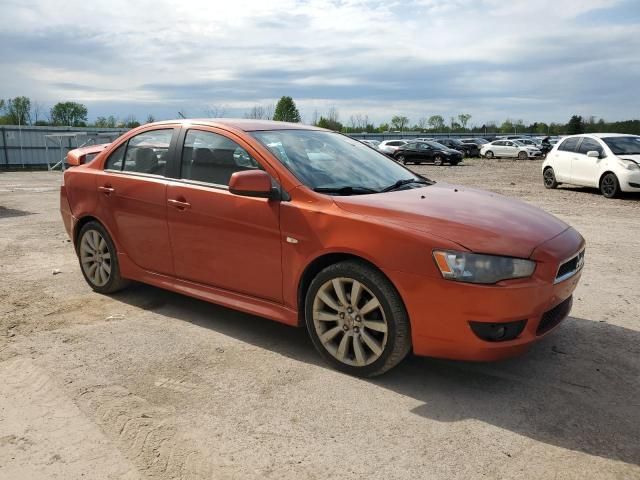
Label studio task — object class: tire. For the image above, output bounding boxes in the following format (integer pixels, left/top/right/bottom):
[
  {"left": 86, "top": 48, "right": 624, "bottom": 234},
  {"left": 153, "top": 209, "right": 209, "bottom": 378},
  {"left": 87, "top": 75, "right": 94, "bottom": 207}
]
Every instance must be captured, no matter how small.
[
  {"left": 433, "top": 155, "right": 443, "bottom": 166},
  {"left": 77, "top": 221, "right": 130, "bottom": 294},
  {"left": 600, "top": 173, "right": 620, "bottom": 198},
  {"left": 485, "top": 150, "right": 494, "bottom": 159},
  {"left": 543, "top": 167, "right": 559, "bottom": 189},
  {"left": 305, "top": 260, "right": 411, "bottom": 377},
  {"left": 518, "top": 151, "right": 528, "bottom": 160},
  {"left": 396, "top": 154, "right": 407, "bottom": 164}
]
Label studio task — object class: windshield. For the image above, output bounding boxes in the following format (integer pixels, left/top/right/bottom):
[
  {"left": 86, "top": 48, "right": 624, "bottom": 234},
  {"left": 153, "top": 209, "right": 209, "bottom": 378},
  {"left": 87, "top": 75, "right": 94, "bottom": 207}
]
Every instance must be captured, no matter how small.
[
  {"left": 251, "top": 130, "right": 430, "bottom": 194},
  {"left": 602, "top": 136, "right": 640, "bottom": 155}
]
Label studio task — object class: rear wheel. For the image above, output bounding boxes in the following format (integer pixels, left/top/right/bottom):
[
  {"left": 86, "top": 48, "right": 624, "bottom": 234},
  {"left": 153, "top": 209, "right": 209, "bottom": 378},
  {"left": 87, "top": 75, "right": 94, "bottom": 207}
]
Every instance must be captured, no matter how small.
[
  {"left": 77, "top": 221, "right": 129, "bottom": 294},
  {"left": 543, "top": 167, "right": 559, "bottom": 189},
  {"left": 305, "top": 261, "right": 411, "bottom": 377},
  {"left": 396, "top": 154, "right": 407, "bottom": 164},
  {"left": 518, "top": 151, "right": 528, "bottom": 160},
  {"left": 600, "top": 173, "right": 620, "bottom": 198},
  {"left": 485, "top": 150, "right": 494, "bottom": 159}
]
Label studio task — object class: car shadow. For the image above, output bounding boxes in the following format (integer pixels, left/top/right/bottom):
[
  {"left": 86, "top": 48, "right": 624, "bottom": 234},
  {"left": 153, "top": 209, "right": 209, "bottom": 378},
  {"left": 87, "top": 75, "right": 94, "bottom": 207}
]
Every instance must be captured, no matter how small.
[
  {"left": 556, "top": 185, "right": 640, "bottom": 200},
  {"left": 111, "top": 283, "right": 639, "bottom": 466}
]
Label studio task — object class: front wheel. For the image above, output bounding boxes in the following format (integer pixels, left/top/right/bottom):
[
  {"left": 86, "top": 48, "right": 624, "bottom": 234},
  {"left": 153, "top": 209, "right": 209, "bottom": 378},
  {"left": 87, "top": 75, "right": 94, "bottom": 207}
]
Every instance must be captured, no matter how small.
[
  {"left": 305, "top": 261, "right": 411, "bottom": 377},
  {"left": 600, "top": 173, "right": 620, "bottom": 198},
  {"left": 77, "top": 221, "right": 129, "bottom": 294},
  {"left": 518, "top": 151, "right": 528, "bottom": 160},
  {"left": 433, "top": 155, "right": 443, "bottom": 166}
]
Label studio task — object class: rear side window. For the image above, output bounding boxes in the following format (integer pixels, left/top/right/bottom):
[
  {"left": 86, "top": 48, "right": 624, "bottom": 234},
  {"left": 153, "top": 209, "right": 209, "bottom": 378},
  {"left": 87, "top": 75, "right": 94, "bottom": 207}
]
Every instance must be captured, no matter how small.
[
  {"left": 577, "top": 138, "right": 604, "bottom": 156},
  {"left": 105, "top": 144, "right": 125, "bottom": 170},
  {"left": 558, "top": 137, "right": 580, "bottom": 152},
  {"left": 405, "top": 143, "right": 417, "bottom": 149},
  {"left": 123, "top": 129, "right": 173, "bottom": 176},
  {"left": 181, "top": 130, "right": 261, "bottom": 186},
  {"left": 493, "top": 141, "right": 504, "bottom": 146}
]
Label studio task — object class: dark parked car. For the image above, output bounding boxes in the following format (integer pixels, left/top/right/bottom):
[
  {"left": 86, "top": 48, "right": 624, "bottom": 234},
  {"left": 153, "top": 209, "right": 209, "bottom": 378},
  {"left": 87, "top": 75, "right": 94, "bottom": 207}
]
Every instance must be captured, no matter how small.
[
  {"left": 436, "top": 138, "right": 480, "bottom": 157},
  {"left": 393, "top": 141, "right": 463, "bottom": 165},
  {"left": 461, "top": 138, "right": 490, "bottom": 148}
]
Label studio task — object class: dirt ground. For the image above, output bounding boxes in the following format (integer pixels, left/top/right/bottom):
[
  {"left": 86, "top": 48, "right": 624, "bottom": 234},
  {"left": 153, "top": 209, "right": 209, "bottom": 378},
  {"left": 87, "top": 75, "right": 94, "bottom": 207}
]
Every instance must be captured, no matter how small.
[{"left": 1, "top": 160, "right": 639, "bottom": 480}]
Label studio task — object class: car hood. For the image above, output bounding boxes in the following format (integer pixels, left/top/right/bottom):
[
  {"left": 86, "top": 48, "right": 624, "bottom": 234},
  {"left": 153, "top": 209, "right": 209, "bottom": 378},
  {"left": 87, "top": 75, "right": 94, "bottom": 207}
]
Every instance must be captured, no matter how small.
[
  {"left": 620, "top": 155, "right": 640, "bottom": 162},
  {"left": 334, "top": 183, "right": 569, "bottom": 258}
]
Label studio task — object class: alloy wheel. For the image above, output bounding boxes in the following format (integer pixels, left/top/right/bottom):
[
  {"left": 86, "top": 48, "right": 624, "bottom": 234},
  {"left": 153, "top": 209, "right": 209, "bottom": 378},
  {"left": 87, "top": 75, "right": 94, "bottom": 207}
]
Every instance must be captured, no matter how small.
[
  {"left": 312, "top": 277, "right": 388, "bottom": 367},
  {"left": 80, "top": 229, "right": 112, "bottom": 287}
]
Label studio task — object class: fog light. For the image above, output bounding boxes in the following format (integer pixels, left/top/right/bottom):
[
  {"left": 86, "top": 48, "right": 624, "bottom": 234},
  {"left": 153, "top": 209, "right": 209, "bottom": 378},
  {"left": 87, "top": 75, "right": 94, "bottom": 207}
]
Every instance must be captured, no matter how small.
[{"left": 469, "top": 320, "right": 527, "bottom": 342}]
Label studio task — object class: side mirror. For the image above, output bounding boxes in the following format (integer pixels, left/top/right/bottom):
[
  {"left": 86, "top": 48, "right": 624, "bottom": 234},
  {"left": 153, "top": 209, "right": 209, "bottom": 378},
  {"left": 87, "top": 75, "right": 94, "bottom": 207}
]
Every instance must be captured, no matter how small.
[
  {"left": 229, "top": 170, "right": 276, "bottom": 199},
  {"left": 586, "top": 150, "right": 600, "bottom": 158}
]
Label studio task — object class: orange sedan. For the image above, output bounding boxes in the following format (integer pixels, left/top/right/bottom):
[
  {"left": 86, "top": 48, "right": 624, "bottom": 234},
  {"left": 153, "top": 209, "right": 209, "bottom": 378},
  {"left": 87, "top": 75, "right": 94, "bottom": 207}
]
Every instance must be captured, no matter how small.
[{"left": 60, "top": 119, "right": 585, "bottom": 376}]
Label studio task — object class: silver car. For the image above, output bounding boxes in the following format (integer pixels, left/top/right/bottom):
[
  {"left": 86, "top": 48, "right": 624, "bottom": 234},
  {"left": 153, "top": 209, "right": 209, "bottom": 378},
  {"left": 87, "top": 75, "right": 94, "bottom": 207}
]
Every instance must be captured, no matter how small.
[
  {"left": 481, "top": 140, "right": 543, "bottom": 160},
  {"left": 378, "top": 140, "right": 408, "bottom": 155}
]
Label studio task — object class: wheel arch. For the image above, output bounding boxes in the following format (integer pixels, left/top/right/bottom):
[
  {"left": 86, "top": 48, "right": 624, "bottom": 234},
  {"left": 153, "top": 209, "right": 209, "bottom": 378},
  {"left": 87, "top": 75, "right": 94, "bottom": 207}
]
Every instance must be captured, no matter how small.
[
  {"left": 73, "top": 215, "right": 118, "bottom": 253},
  {"left": 599, "top": 170, "right": 618, "bottom": 186},
  {"left": 296, "top": 252, "right": 404, "bottom": 327}
]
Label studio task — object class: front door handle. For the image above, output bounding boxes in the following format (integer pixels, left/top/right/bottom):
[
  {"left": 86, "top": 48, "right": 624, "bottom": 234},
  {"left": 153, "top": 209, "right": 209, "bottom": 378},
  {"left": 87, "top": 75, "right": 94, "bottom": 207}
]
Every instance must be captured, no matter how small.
[
  {"left": 98, "top": 185, "right": 115, "bottom": 194},
  {"left": 168, "top": 199, "right": 191, "bottom": 209}
]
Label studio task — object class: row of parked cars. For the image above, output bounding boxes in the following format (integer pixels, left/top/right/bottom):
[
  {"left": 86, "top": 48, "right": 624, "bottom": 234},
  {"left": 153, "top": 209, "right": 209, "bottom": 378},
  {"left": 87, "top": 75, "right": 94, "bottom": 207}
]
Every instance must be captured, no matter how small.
[{"left": 360, "top": 135, "right": 562, "bottom": 165}]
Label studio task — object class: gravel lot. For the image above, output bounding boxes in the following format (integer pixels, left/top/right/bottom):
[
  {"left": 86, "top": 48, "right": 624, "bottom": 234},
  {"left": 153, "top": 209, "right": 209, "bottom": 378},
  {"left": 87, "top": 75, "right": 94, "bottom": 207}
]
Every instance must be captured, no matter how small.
[{"left": 1, "top": 160, "right": 639, "bottom": 479}]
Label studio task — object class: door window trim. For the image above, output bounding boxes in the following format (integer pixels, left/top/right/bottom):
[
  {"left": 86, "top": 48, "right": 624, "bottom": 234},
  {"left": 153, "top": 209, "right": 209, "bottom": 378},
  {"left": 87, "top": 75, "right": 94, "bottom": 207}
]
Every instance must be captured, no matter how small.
[{"left": 102, "top": 126, "right": 180, "bottom": 178}]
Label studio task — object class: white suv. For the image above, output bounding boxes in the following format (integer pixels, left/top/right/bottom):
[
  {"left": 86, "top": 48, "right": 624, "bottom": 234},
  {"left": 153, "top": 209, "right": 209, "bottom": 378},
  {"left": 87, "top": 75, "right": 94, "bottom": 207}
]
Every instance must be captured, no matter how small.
[
  {"left": 542, "top": 134, "right": 640, "bottom": 198},
  {"left": 480, "top": 140, "right": 542, "bottom": 159},
  {"left": 378, "top": 140, "right": 407, "bottom": 155}
]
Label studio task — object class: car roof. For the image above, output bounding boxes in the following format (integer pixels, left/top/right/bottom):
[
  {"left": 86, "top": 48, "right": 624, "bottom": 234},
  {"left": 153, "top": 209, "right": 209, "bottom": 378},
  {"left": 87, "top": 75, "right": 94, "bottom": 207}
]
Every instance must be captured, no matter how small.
[
  {"left": 148, "top": 118, "right": 326, "bottom": 132},
  {"left": 565, "top": 133, "right": 638, "bottom": 138}
]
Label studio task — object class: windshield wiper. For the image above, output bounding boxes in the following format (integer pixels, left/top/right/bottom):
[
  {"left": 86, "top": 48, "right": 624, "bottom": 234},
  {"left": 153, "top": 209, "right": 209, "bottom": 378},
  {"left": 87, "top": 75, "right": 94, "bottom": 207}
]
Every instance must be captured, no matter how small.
[
  {"left": 381, "top": 178, "right": 430, "bottom": 193},
  {"left": 313, "top": 186, "right": 380, "bottom": 195}
]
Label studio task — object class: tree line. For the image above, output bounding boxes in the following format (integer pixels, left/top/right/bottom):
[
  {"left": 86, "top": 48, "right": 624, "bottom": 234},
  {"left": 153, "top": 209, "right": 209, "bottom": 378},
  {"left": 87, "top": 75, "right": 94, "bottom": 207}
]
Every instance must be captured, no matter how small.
[{"left": 2, "top": 95, "right": 639, "bottom": 135}]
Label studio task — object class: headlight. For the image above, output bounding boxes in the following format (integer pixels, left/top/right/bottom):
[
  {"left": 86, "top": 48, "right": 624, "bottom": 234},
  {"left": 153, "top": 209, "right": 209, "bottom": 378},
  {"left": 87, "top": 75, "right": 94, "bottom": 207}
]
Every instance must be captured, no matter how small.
[
  {"left": 619, "top": 159, "right": 640, "bottom": 171},
  {"left": 433, "top": 250, "right": 536, "bottom": 284}
]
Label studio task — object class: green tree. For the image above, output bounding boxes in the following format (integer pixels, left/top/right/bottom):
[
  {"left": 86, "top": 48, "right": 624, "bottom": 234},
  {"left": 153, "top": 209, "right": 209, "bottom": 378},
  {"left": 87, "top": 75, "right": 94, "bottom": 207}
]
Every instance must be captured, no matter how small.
[
  {"left": 273, "top": 96, "right": 301, "bottom": 122},
  {"left": 5, "top": 96, "right": 31, "bottom": 124},
  {"left": 428, "top": 115, "right": 445, "bottom": 131},
  {"left": 458, "top": 113, "right": 472, "bottom": 130},
  {"left": 145, "top": 114, "right": 156, "bottom": 124},
  {"left": 500, "top": 119, "right": 514, "bottom": 133},
  {"left": 316, "top": 116, "right": 343, "bottom": 131},
  {"left": 391, "top": 115, "right": 409, "bottom": 132},
  {"left": 567, "top": 115, "right": 585, "bottom": 135},
  {"left": 50, "top": 102, "right": 88, "bottom": 126}
]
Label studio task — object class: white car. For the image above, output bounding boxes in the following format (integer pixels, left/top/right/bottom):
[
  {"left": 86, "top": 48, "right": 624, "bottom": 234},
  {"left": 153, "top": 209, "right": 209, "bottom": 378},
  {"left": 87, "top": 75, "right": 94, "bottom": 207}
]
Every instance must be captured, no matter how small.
[
  {"left": 378, "top": 140, "right": 407, "bottom": 155},
  {"left": 481, "top": 140, "right": 542, "bottom": 159},
  {"left": 542, "top": 133, "right": 640, "bottom": 198}
]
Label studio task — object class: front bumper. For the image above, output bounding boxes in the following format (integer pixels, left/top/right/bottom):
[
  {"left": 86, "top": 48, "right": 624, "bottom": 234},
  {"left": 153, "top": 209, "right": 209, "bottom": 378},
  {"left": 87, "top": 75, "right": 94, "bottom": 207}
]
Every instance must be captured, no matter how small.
[
  {"left": 618, "top": 169, "right": 640, "bottom": 192},
  {"left": 384, "top": 227, "right": 585, "bottom": 361}
]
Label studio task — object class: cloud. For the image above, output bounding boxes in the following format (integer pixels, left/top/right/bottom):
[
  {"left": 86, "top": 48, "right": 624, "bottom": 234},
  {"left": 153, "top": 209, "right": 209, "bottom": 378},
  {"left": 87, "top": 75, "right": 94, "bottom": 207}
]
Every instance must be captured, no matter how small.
[{"left": 0, "top": 0, "right": 638, "bottom": 124}]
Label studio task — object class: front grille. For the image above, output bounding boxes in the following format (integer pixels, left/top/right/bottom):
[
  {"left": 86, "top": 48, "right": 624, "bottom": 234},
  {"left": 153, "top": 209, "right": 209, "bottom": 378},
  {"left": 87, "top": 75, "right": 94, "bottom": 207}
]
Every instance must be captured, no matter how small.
[
  {"left": 537, "top": 296, "right": 572, "bottom": 335},
  {"left": 555, "top": 249, "right": 585, "bottom": 283}
]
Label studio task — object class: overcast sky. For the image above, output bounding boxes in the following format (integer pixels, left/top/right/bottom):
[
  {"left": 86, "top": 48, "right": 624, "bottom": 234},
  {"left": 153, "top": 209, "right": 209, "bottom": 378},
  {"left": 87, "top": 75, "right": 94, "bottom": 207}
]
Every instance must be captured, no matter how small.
[{"left": 1, "top": 0, "right": 639, "bottom": 126}]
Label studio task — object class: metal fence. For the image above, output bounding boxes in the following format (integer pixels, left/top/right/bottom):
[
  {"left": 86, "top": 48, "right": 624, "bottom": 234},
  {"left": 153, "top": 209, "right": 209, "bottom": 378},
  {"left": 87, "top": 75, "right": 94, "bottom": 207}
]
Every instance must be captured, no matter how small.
[
  {"left": 0, "top": 125, "right": 128, "bottom": 170},
  {"left": 348, "top": 132, "right": 523, "bottom": 141}
]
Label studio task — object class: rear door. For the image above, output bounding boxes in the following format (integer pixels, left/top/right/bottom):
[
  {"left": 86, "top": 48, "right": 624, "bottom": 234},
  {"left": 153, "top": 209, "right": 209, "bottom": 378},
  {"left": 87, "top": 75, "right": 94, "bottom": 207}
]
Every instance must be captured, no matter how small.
[
  {"left": 491, "top": 141, "right": 505, "bottom": 156},
  {"left": 165, "top": 127, "right": 283, "bottom": 302},
  {"left": 96, "top": 127, "right": 178, "bottom": 275},
  {"left": 551, "top": 137, "right": 580, "bottom": 182},
  {"left": 572, "top": 137, "right": 605, "bottom": 186}
]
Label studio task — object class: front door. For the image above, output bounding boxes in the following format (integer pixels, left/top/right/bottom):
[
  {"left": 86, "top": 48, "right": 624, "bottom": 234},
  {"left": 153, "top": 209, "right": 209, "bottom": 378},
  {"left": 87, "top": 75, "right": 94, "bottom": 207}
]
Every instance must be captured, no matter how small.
[
  {"left": 571, "top": 137, "right": 604, "bottom": 187},
  {"left": 551, "top": 137, "right": 580, "bottom": 182},
  {"left": 166, "top": 127, "right": 283, "bottom": 303}
]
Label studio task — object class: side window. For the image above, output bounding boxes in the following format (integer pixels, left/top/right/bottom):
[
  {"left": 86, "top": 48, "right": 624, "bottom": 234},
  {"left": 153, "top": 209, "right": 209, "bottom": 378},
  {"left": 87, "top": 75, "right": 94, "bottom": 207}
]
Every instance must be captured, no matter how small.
[
  {"left": 181, "top": 130, "right": 261, "bottom": 186},
  {"left": 505, "top": 141, "right": 514, "bottom": 147},
  {"left": 558, "top": 137, "right": 580, "bottom": 152},
  {"left": 493, "top": 141, "right": 504, "bottom": 146},
  {"left": 122, "top": 129, "right": 173, "bottom": 175},
  {"left": 405, "top": 143, "right": 417, "bottom": 149},
  {"left": 577, "top": 138, "right": 604, "bottom": 156},
  {"left": 105, "top": 143, "right": 125, "bottom": 170}
]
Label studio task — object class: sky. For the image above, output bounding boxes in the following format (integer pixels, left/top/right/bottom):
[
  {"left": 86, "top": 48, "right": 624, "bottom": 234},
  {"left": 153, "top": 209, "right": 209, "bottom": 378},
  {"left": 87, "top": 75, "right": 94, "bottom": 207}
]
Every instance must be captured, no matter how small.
[{"left": 1, "top": 0, "right": 639, "bottom": 126}]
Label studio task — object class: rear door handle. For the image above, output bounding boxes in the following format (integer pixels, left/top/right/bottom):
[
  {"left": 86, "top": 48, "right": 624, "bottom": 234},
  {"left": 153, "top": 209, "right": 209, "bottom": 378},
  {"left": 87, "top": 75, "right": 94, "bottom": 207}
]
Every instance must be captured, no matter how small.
[
  {"left": 168, "top": 199, "right": 191, "bottom": 209},
  {"left": 98, "top": 186, "right": 115, "bottom": 194}
]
